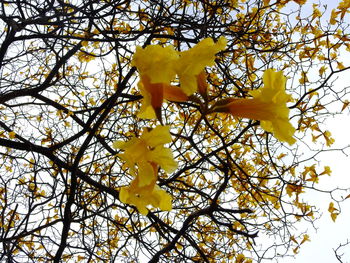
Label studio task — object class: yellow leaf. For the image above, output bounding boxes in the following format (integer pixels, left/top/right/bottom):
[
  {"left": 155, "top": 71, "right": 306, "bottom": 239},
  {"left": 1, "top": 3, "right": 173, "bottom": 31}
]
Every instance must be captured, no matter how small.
[
  {"left": 300, "top": 234, "right": 310, "bottom": 244},
  {"left": 312, "top": 4, "right": 322, "bottom": 20},
  {"left": 341, "top": 100, "right": 349, "bottom": 112},
  {"left": 330, "top": 9, "right": 338, "bottom": 25},
  {"left": 328, "top": 202, "right": 338, "bottom": 213},
  {"left": 77, "top": 51, "right": 96, "bottom": 62},
  {"left": 235, "top": 254, "right": 245, "bottom": 263},
  {"left": 323, "top": 130, "right": 335, "bottom": 146},
  {"left": 319, "top": 66, "right": 326, "bottom": 76},
  {"left": 290, "top": 235, "right": 298, "bottom": 244},
  {"left": 306, "top": 173, "right": 318, "bottom": 183},
  {"left": 286, "top": 184, "right": 303, "bottom": 197},
  {"left": 277, "top": 153, "right": 287, "bottom": 159},
  {"left": 337, "top": 61, "right": 345, "bottom": 70},
  {"left": 337, "top": 0, "right": 350, "bottom": 19},
  {"left": 293, "top": 0, "right": 306, "bottom": 5},
  {"left": 320, "top": 166, "right": 332, "bottom": 176},
  {"left": 299, "top": 72, "right": 308, "bottom": 84},
  {"left": 263, "top": 0, "right": 270, "bottom": 6},
  {"left": 9, "top": 131, "right": 16, "bottom": 139},
  {"left": 331, "top": 212, "right": 339, "bottom": 222},
  {"left": 89, "top": 97, "right": 96, "bottom": 106},
  {"left": 293, "top": 246, "right": 299, "bottom": 254}
]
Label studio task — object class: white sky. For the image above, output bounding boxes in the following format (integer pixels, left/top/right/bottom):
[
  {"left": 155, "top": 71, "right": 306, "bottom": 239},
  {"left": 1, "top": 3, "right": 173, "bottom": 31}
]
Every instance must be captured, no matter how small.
[
  {"left": 281, "top": 1, "right": 350, "bottom": 262},
  {"left": 283, "top": 114, "right": 350, "bottom": 263}
]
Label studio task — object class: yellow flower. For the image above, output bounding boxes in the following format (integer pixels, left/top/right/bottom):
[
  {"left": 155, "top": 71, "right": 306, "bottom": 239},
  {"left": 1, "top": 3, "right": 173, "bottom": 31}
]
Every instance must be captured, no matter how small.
[
  {"left": 131, "top": 45, "right": 179, "bottom": 84},
  {"left": 77, "top": 51, "right": 96, "bottom": 62},
  {"left": 119, "top": 162, "right": 172, "bottom": 215},
  {"left": 137, "top": 79, "right": 157, "bottom": 119},
  {"left": 119, "top": 176, "right": 173, "bottom": 215},
  {"left": 113, "top": 125, "right": 178, "bottom": 181},
  {"left": 115, "top": 126, "right": 176, "bottom": 214},
  {"left": 176, "top": 36, "right": 227, "bottom": 95},
  {"left": 323, "top": 130, "right": 335, "bottom": 146},
  {"left": 131, "top": 45, "right": 188, "bottom": 119},
  {"left": 9, "top": 131, "right": 16, "bottom": 139},
  {"left": 136, "top": 76, "right": 188, "bottom": 119},
  {"left": 213, "top": 69, "right": 296, "bottom": 145},
  {"left": 131, "top": 37, "right": 226, "bottom": 118}
]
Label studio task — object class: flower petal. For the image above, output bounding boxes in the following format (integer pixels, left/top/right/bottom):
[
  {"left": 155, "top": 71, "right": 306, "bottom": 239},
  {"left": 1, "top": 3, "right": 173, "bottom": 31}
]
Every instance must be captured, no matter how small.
[
  {"left": 153, "top": 185, "right": 172, "bottom": 211},
  {"left": 132, "top": 45, "right": 179, "bottom": 84},
  {"left": 147, "top": 146, "right": 178, "bottom": 173},
  {"left": 176, "top": 37, "right": 227, "bottom": 95},
  {"left": 137, "top": 80, "right": 157, "bottom": 119},
  {"left": 142, "top": 125, "right": 172, "bottom": 147},
  {"left": 119, "top": 186, "right": 129, "bottom": 203},
  {"left": 212, "top": 69, "right": 296, "bottom": 144},
  {"left": 163, "top": 85, "right": 188, "bottom": 102},
  {"left": 138, "top": 161, "right": 157, "bottom": 187}
]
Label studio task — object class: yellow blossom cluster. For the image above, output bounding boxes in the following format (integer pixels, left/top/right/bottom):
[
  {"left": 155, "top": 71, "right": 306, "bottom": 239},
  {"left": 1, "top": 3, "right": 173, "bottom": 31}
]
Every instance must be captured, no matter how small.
[
  {"left": 113, "top": 126, "right": 177, "bottom": 215},
  {"left": 213, "top": 69, "right": 296, "bottom": 145},
  {"left": 118, "top": 37, "right": 296, "bottom": 215},
  {"left": 131, "top": 37, "right": 227, "bottom": 119}
]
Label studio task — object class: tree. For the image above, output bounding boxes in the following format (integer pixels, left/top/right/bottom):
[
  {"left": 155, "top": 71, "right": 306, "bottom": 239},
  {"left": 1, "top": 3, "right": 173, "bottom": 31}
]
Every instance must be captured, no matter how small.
[
  {"left": 1, "top": 0, "right": 350, "bottom": 262},
  {"left": 334, "top": 239, "right": 350, "bottom": 263}
]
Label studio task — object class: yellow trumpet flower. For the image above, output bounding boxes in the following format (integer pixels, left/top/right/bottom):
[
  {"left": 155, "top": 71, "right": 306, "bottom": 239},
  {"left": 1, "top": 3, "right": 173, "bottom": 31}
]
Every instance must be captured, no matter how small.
[{"left": 214, "top": 69, "right": 296, "bottom": 145}]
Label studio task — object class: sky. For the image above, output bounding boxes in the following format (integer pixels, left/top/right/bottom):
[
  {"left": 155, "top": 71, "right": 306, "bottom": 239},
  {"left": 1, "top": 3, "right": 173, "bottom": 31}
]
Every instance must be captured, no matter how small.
[
  {"left": 283, "top": 114, "right": 350, "bottom": 263},
  {"left": 282, "top": 1, "right": 350, "bottom": 262}
]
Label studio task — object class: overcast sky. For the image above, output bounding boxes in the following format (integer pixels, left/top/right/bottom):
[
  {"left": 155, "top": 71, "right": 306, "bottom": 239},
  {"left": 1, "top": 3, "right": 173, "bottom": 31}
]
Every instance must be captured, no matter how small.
[
  {"left": 282, "top": 1, "right": 350, "bottom": 262},
  {"left": 283, "top": 114, "right": 350, "bottom": 263}
]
